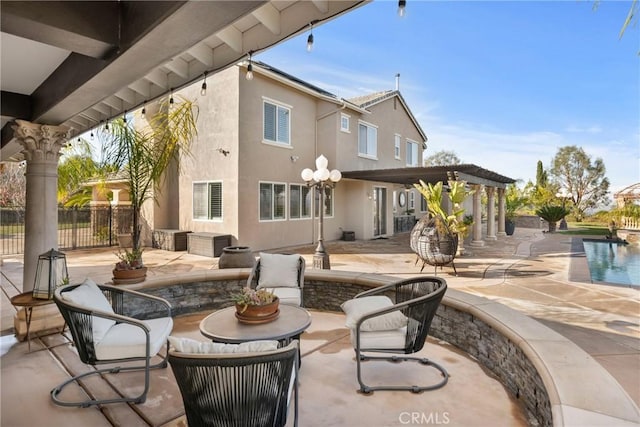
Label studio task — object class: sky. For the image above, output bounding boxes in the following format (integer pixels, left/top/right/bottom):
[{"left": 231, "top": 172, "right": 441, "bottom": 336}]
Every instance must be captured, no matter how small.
[{"left": 257, "top": 0, "right": 640, "bottom": 201}]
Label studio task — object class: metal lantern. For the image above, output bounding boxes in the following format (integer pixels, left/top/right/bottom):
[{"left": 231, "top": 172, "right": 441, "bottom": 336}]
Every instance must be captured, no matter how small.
[{"left": 33, "top": 248, "right": 69, "bottom": 300}]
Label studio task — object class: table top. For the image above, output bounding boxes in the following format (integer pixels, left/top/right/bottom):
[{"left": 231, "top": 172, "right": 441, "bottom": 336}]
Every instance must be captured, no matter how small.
[
  {"left": 10, "top": 291, "right": 55, "bottom": 307},
  {"left": 200, "top": 305, "right": 312, "bottom": 344}
]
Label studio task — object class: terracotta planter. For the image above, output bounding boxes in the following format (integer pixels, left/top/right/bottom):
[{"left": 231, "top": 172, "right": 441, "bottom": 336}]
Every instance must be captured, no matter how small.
[
  {"left": 112, "top": 266, "right": 147, "bottom": 285},
  {"left": 219, "top": 246, "right": 255, "bottom": 269},
  {"left": 235, "top": 298, "right": 279, "bottom": 324}
]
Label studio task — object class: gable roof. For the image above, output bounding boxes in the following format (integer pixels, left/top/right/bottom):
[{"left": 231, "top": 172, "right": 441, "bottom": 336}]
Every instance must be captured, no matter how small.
[{"left": 348, "top": 90, "right": 428, "bottom": 145}]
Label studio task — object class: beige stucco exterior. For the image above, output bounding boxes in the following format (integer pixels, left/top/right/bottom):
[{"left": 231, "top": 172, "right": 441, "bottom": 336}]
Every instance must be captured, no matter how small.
[{"left": 152, "top": 62, "right": 427, "bottom": 252}]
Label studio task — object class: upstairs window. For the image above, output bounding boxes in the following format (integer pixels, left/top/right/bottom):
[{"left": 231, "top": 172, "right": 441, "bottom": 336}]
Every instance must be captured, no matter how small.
[
  {"left": 358, "top": 121, "right": 377, "bottom": 158},
  {"left": 340, "top": 113, "right": 350, "bottom": 132},
  {"left": 394, "top": 134, "right": 401, "bottom": 159},
  {"left": 406, "top": 140, "right": 419, "bottom": 166},
  {"left": 193, "top": 181, "right": 222, "bottom": 220},
  {"left": 263, "top": 99, "right": 290, "bottom": 145}
]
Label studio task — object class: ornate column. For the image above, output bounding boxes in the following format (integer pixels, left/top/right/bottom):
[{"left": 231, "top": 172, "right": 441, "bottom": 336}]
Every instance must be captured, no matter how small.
[
  {"left": 486, "top": 186, "right": 497, "bottom": 240},
  {"left": 13, "top": 120, "right": 69, "bottom": 292},
  {"left": 497, "top": 187, "right": 506, "bottom": 236},
  {"left": 470, "top": 184, "right": 485, "bottom": 247}
]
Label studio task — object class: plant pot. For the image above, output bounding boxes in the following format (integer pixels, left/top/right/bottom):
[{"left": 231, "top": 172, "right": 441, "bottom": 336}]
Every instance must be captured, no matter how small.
[
  {"left": 117, "top": 234, "right": 133, "bottom": 248},
  {"left": 235, "top": 298, "right": 280, "bottom": 324},
  {"left": 112, "top": 266, "right": 147, "bottom": 285},
  {"left": 219, "top": 246, "right": 256, "bottom": 269},
  {"left": 505, "top": 220, "right": 516, "bottom": 236}
]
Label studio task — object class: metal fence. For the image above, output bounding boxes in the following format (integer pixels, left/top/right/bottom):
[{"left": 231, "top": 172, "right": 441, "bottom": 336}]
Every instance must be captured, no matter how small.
[{"left": 1, "top": 205, "right": 133, "bottom": 255}]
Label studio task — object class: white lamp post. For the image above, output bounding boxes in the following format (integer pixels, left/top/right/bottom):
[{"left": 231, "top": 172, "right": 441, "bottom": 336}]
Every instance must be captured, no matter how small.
[
  {"left": 301, "top": 155, "right": 341, "bottom": 269},
  {"left": 555, "top": 189, "right": 573, "bottom": 230}
]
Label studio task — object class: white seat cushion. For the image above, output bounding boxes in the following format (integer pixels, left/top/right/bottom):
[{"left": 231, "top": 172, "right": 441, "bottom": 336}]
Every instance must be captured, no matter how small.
[
  {"left": 168, "top": 336, "right": 279, "bottom": 354},
  {"left": 350, "top": 327, "right": 407, "bottom": 350},
  {"left": 265, "top": 287, "right": 301, "bottom": 306},
  {"left": 61, "top": 278, "right": 116, "bottom": 342},
  {"left": 257, "top": 253, "right": 300, "bottom": 289},
  {"left": 341, "top": 295, "right": 408, "bottom": 332},
  {"left": 96, "top": 317, "right": 173, "bottom": 360}
]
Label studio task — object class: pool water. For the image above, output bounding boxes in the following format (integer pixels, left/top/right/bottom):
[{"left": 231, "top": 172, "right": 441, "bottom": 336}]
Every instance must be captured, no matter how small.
[{"left": 583, "top": 240, "right": 640, "bottom": 287}]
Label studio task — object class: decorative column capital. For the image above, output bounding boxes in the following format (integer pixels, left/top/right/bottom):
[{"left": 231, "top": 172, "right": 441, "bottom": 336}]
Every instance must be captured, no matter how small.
[{"left": 13, "top": 119, "right": 69, "bottom": 162}]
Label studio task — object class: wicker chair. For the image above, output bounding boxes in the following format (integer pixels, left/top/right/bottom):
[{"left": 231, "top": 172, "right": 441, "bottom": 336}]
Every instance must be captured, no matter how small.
[
  {"left": 51, "top": 280, "right": 173, "bottom": 407},
  {"left": 247, "top": 253, "right": 305, "bottom": 307},
  {"left": 341, "top": 277, "right": 448, "bottom": 394},
  {"left": 411, "top": 216, "right": 458, "bottom": 275},
  {"left": 169, "top": 340, "right": 299, "bottom": 427}
]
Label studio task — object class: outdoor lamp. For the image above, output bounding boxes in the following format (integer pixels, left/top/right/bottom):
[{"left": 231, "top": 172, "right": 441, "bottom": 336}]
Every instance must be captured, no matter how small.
[
  {"left": 33, "top": 248, "right": 69, "bottom": 300},
  {"left": 301, "top": 155, "right": 341, "bottom": 269}
]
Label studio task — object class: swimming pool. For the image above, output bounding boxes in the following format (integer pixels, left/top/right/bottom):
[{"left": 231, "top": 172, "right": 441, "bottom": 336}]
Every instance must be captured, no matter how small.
[{"left": 582, "top": 239, "right": 640, "bottom": 287}]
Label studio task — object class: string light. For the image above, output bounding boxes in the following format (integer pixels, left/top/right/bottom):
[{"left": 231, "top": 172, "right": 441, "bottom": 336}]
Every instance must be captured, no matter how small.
[
  {"left": 169, "top": 89, "right": 174, "bottom": 105},
  {"left": 90, "top": 130, "right": 94, "bottom": 140},
  {"left": 200, "top": 72, "right": 208, "bottom": 96},
  {"left": 246, "top": 52, "right": 254, "bottom": 81},
  {"left": 398, "top": 0, "right": 406, "bottom": 17},
  {"left": 306, "top": 23, "right": 314, "bottom": 52},
  {"left": 141, "top": 102, "right": 146, "bottom": 119}
]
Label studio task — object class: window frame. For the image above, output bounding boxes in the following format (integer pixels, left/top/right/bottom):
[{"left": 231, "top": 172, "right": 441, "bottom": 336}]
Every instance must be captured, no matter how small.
[
  {"left": 394, "top": 133, "right": 401, "bottom": 160},
  {"left": 406, "top": 139, "right": 419, "bottom": 167},
  {"left": 340, "top": 113, "right": 351, "bottom": 133},
  {"left": 259, "top": 181, "right": 288, "bottom": 222},
  {"left": 262, "top": 97, "right": 292, "bottom": 146},
  {"left": 192, "top": 181, "right": 223, "bottom": 221},
  {"left": 314, "top": 186, "right": 335, "bottom": 218},
  {"left": 358, "top": 120, "right": 378, "bottom": 159},
  {"left": 289, "top": 183, "right": 312, "bottom": 220}
]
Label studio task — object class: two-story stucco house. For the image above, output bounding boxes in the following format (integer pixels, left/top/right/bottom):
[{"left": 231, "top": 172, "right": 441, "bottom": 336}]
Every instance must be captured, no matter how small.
[{"left": 144, "top": 60, "right": 428, "bottom": 253}]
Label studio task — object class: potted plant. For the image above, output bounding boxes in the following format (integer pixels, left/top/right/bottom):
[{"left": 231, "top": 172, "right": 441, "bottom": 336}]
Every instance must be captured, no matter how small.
[
  {"left": 231, "top": 287, "right": 279, "bottom": 323},
  {"left": 505, "top": 184, "right": 528, "bottom": 236},
  {"left": 101, "top": 97, "right": 198, "bottom": 283},
  {"left": 535, "top": 205, "right": 569, "bottom": 233},
  {"left": 112, "top": 247, "right": 147, "bottom": 284}
]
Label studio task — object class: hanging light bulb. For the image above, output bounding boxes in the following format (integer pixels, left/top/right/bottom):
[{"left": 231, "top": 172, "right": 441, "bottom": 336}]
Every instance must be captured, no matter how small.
[
  {"left": 306, "top": 24, "right": 314, "bottom": 52},
  {"left": 398, "top": 0, "right": 406, "bottom": 17},
  {"left": 123, "top": 110, "right": 127, "bottom": 123},
  {"left": 90, "top": 130, "right": 94, "bottom": 140},
  {"left": 200, "top": 72, "right": 208, "bottom": 96},
  {"left": 141, "top": 102, "right": 146, "bottom": 119},
  {"left": 169, "top": 89, "right": 174, "bottom": 105},
  {"left": 246, "top": 52, "right": 254, "bottom": 81},
  {"left": 105, "top": 121, "right": 109, "bottom": 131}
]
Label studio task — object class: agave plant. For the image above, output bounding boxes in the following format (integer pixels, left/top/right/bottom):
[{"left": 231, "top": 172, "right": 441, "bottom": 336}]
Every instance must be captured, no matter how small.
[{"left": 535, "top": 205, "right": 569, "bottom": 232}]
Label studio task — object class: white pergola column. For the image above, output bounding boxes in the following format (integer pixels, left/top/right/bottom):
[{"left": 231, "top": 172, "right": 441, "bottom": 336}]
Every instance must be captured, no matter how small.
[
  {"left": 13, "top": 120, "right": 69, "bottom": 292},
  {"left": 486, "top": 186, "right": 497, "bottom": 240},
  {"left": 470, "top": 184, "right": 485, "bottom": 247},
  {"left": 497, "top": 187, "right": 506, "bottom": 236}
]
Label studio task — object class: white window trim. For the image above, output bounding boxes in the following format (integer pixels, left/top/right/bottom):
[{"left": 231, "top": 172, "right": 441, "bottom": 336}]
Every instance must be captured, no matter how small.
[
  {"left": 358, "top": 120, "right": 378, "bottom": 160},
  {"left": 406, "top": 139, "right": 419, "bottom": 167},
  {"left": 192, "top": 180, "right": 223, "bottom": 222},
  {"left": 289, "top": 183, "right": 312, "bottom": 221},
  {"left": 340, "top": 113, "right": 351, "bottom": 133},
  {"left": 314, "top": 186, "right": 336, "bottom": 219},
  {"left": 394, "top": 133, "right": 401, "bottom": 160},
  {"left": 258, "top": 180, "right": 288, "bottom": 222},
  {"left": 262, "top": 96, "right": 292, "bottom": 147}
]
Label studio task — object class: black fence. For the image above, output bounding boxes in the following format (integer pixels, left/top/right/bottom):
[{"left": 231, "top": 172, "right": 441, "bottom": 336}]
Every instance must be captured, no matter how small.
[{"left": 1, "top": 205, "right": 133, "bottom": 255}]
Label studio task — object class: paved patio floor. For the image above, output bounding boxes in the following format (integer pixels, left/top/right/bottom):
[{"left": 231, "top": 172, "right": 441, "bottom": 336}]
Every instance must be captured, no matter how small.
[{"left": 1, "top": 227, "right": 638, "bottom": 426}]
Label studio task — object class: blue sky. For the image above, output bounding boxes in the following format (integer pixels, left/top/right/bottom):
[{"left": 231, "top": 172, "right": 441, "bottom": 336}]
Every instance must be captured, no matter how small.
[{"left": 257, "top": 0, "right": 639, "bottom": 199}]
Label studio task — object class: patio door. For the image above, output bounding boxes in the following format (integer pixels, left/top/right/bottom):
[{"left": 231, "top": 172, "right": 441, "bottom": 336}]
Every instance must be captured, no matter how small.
[{"left": 373, "top": 187, "right": 387, "bottom": 236}]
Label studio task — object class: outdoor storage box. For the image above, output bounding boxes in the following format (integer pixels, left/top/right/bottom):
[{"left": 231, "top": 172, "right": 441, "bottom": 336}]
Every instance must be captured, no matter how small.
[
  {"left": 188, "top": 233, "right": 232, "bottom": 257},
  {"left": 152, "top": 229, "right": 191, "bottom": 251}
]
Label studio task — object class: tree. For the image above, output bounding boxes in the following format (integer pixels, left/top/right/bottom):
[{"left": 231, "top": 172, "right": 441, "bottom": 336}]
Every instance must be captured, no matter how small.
[
  {"left": 424, "top": 150, "right": 461, "bottom": 167},
  {"left": 536, "top": 205, "right": 570, "bottom": 233},
  {"left": 100, "top": 97, "right": 198, "bottom": 258},
  {"left": 535, "top": 160, "right": 548, "bottom": 187},
  {"left": 0, "top": 162, "right": 26, "bottom": 207},
  {"left": 57, "top": 138, "right": 110, "bottom": 207},
  {"left": 549, "top": 145, "right": 609, "bottom": 221}
]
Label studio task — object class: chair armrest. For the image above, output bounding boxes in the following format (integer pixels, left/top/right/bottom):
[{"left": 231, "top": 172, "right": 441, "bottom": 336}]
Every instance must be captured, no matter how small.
[
  {"left": 354, "top": 281, "right": 397, "bottom": 299},
  {"left": 99, "top": 284, "right": 172, "bottom": 319}
]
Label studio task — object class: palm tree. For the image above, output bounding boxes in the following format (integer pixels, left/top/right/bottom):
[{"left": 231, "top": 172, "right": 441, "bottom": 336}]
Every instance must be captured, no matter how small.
[
  {"left": 100, "top": 97, "right": 198, "bottom": 263},
  {"left": 535, "top": 205, "right": 569, "bottom": 233}
]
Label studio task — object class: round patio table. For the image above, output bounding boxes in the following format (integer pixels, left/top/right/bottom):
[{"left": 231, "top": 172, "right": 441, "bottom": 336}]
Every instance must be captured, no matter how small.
[{"left": 199, "top": 305, "right": 311, "bottom": 344}]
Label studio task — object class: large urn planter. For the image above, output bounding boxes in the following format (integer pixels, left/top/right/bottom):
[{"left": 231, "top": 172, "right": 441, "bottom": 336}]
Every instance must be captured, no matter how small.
[
  {"left": 112, "top": 267, "right": 147, "bottom": 285},
  {"left": 505, "top": 220, "right": 516, "bottom": 236},
  {"left": 218, "top": 246, "right": 256, "bottom": 269}
]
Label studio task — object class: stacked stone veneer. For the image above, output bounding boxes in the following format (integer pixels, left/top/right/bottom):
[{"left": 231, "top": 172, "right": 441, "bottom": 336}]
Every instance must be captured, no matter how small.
[{"left": 124, "top": 269, "right": 639, "bottom": 427}]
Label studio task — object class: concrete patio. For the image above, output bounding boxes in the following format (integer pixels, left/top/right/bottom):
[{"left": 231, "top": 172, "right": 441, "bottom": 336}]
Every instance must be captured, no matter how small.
[{"left": 1, "top": 227, "right": 638, "bottom": 426}]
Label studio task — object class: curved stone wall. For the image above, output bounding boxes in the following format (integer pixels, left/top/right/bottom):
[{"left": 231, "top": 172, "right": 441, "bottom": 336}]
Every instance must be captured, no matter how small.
[{"left": 127, "top": 268, "right": 640, "bottom": 427}]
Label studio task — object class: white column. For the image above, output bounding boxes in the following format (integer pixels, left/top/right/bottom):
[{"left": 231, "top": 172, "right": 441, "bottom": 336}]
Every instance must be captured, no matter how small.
[
  {"left": 486, "top": 187, "right": 496, "bottom": 240},
  {"left": 497, "top": 187, "right": 506, "bottom": 236},
  {"left": 13, "top": 120, "right": 69, "bottom": 292},
  {"left": 470, "top": 184, "right": 485, "bottom": 247}
]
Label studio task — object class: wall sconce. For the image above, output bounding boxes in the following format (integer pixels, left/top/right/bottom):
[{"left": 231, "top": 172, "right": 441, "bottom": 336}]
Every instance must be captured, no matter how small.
[
  {"left": 33, "top": 249, "right": 69, "bottom": 300},
  {"left": 217, "top": 148, "right": 230, "bottom": 156},
  {"left": 290, "top": 155, "right": 299, "bottom": 162}
]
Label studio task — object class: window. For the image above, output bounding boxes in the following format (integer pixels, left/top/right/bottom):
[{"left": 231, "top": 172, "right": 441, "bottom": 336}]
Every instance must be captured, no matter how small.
[
  {"left": 314, "top": 186, "right": 334, "bottom": 217},
  {"left": 193, "top": 182, "right": 222, "bottom": 220},
  {"left": 420, "top": 196, "right": 427, "bottom": 212},
  {"left": 409, "top": 191, "right": 415, "bottom": 210},
  {"left": 340, "top": 113, "right": 350, "bottom": 132},
  {"left": 259, "top": 182, "right": 286, "bottom": 221},
  {"left": 394, "top": 134, "right": 401, "bottom": 159},
  {"left": 263, "top": 99, "right": 290, "bottom": 145},
  {"left": 406, "top": 140, "right": 419, "bottom": 166},
  {"left": 358, "top": 121, "right": 377, "bottom": 158},
  {"left": 290, "top": 184, "right": 311, "bottom": 219}
]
